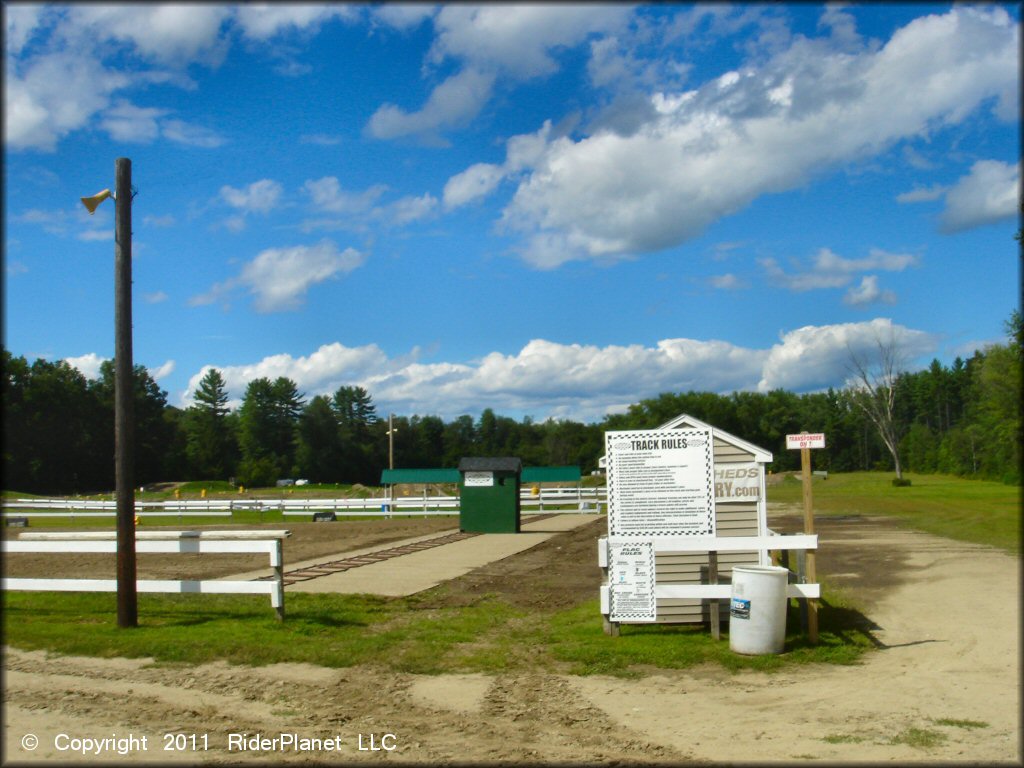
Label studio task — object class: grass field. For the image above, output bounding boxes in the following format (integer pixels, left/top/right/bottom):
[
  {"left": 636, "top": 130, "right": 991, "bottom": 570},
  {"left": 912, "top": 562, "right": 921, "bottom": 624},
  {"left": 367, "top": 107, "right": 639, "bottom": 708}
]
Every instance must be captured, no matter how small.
[
  {"left": 3, "top": 471, "right": 1018, "bottom": 675},
  {"left": 767, "top": 471, "right": 1020, "bottom": 553},
  {"left": 1, "top": 586, "right": 871, "bottom": 678}
]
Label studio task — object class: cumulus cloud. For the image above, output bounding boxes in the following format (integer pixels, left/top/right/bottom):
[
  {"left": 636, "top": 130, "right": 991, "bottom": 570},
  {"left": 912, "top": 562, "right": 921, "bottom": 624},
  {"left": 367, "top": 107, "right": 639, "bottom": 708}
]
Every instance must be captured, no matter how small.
[
  {"left": 4, "top": 5, "right": 268, "bottom": 151},
  {"left": 232, "top": 5, "right": 358, "bottom": 41},
  {"left": 301, "top": 177, "right": 437, "bottom": 229},
  {"left": 709, "top": 273, "right": 746, "bottom": 290},
  {"left": 5, "top": 50, "right": 129, "bottom": 151},
  {"left": 428, "top": 5, "right": 631, "bottom": 79},
  {"left": 64, "top": 352, "right": 106, "bottom": 380},
  {"left": 190, "top": 239, "right": 365, "bottom": 313},
  {"left": 896, "top": 183, "right": 947, "bottom": 203},
  {"left": 940, "top": 160, "right": 1020, "bottom": 233},
  {"left": 149, "top": 360, "right": 176, "bottom": 381},
  {"left": 366, "top": 67, "right": 496, "bottom": 142},
  {"left": 65, "top": 5, "right": 232, "bottom": 65},
  {"left": 443, "top": 163, "right": 505, "bottom": 209},
  {"left": 757, "top": 319, "right": 936, "bottom": 393},
  {"left": 759, "top": 246, "right": 917, "bottom": 303},
  {"left": 220, "top": 179, "right": 283, "bottom": 214},
  {"left": 161, "top": 119, "right": 225, "bottom": 148},
  {"left": 469, "top": 6, "right": 1019, "bottom": 267},
  {"left": 100, "top": 100, "right": 167, "bottom": 143},
  {"left": 182, "top": 342, "right": 391, "bottom": 409},
  {"left": 177, "top": 320, "right": 939, "bottom": 422},
  {"left": 390, "top": 193, "right": 439, "bottom": 225},
  {"left": 843, "top": 276, "right": 896, "bottom": 307},
  {"left": 366, "top": 6, "right": 631, "bottom": 143}
]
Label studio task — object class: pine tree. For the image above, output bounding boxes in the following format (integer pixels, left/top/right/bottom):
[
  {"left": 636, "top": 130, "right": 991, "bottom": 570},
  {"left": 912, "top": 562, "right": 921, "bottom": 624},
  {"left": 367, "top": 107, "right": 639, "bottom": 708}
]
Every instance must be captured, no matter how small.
[{"left": 185, "top": 368, "right": 235, "bottom": 479}]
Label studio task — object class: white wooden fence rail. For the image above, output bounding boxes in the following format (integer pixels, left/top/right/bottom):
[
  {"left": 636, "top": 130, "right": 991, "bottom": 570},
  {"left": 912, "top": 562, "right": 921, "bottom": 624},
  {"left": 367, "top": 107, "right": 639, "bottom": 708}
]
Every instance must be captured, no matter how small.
[
  {"left": 2, "top": 530, "right": 290, "bottom": 619},
  {"left": 2, "top": 489, "right": 607, "bottom": 519}
]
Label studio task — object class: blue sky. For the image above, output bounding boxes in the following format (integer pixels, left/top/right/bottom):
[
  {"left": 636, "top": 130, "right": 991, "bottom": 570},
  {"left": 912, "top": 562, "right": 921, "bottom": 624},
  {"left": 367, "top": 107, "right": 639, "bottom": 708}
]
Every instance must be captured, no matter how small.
[{"left": 4, "top": 3, "right": 1020, "bottom": 423}]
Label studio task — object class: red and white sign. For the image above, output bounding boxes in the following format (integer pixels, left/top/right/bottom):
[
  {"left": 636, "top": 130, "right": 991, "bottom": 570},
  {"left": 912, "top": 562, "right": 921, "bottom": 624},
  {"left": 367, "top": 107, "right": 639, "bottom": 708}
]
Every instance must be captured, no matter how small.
[{"left": 786, "top": 433, "right": 826, "bottom": 450}]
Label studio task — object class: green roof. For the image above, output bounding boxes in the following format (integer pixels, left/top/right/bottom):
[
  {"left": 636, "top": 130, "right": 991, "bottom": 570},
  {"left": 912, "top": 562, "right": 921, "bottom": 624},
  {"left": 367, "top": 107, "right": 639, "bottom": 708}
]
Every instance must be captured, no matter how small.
[
  {"left": 382, "top": 465, "right": 581, "bottom": 484},
  {"left": 521, "top": 466, "right": 581, "bottom": 483},
  {"left": 381, "top": 468, "right": 460, "bottom": 484}
]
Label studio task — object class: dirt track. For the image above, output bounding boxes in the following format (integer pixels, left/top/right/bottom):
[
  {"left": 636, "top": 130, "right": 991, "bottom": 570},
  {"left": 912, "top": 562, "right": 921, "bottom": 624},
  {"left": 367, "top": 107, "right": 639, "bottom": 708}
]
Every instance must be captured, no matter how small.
[{"left": 2, "top": 509, "right": 1020, "bottom": 764}]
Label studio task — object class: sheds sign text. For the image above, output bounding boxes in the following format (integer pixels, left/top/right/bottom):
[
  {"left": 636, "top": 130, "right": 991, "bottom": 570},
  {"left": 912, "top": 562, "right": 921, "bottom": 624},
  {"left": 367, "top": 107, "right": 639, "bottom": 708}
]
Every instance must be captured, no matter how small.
[{"left": 605, "top": 429, "right": 715, "bottom": 537}]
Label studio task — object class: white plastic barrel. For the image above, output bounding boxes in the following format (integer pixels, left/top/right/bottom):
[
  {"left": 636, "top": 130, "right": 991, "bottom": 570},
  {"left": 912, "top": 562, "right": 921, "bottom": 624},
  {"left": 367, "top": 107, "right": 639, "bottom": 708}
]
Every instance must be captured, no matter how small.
[{"left": 729, "top": 565, "right": 789, "bottom": 655}]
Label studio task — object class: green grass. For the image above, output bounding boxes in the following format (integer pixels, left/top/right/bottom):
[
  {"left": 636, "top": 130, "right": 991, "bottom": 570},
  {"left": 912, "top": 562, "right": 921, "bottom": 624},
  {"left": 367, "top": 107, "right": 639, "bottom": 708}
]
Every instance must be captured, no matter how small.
[
  {"left": 932, "top": 718, "right": 989, "bottom": 729},
  {"left": 887, "top": 727, "right": 947, "bottom": 749},
  {"left": 767, "top": 472, "right": 1020, "bottom": 552},
  {"left": 1, "top": 581, "right": 874, "bottom": 677},
  {"left": 822, "top": 734, "right": 867, "bottom": 744},
  {"left": 5, "top": 470, "right": 1016, "bottom": 676}
]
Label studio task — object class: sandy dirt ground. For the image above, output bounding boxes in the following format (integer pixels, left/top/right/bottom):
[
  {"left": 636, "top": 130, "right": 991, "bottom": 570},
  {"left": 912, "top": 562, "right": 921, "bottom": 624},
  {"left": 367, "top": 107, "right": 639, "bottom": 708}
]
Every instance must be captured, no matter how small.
[{"left": 2, "top": 508, "right": 1020, "bottom": 765}]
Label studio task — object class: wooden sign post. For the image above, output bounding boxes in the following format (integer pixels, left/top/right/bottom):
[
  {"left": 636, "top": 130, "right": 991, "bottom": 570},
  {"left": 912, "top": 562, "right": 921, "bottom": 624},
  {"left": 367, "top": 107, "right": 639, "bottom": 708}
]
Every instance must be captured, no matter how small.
[{"left": 786, "top": 432, "right": 825, "bottom": 644}]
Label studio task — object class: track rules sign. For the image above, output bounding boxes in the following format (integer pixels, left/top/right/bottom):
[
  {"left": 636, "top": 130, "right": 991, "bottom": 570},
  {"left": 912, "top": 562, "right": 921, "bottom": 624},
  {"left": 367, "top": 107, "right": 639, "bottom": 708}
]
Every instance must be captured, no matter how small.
[{"left": 605, "top": 429, "right": 715, "bottom": 537}]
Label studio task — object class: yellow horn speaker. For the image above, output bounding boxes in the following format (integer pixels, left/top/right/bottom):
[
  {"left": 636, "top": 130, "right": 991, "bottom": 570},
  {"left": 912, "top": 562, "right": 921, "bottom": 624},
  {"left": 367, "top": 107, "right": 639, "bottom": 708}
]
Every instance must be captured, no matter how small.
[{"left": 80, "top": 188, "right": 113, "bottom": 214}]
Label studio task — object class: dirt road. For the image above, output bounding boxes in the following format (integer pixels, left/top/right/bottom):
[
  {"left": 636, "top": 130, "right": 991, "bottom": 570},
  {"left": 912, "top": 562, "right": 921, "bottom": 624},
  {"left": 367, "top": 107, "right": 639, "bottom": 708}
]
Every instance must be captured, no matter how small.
[{"left": 2, "top": 511, "right": 1019, "bottom": 764}]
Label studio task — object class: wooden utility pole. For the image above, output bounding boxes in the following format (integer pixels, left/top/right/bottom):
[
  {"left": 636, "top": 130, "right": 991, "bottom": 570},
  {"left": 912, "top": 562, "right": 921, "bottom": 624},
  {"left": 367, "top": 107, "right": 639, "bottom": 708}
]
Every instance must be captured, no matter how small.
[
  {"left": 388, "top": 413, "right": 396, "bottom": 471},
  {"left": 114, "top": 157, "right": 137, "bottom": 628}
]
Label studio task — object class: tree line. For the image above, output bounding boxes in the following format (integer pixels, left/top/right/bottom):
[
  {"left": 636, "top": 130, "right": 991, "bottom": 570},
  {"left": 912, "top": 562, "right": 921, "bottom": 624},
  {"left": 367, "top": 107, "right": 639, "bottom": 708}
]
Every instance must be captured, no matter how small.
[{"left": 2, "top": 313, "right": 1019, "bottom": 495}]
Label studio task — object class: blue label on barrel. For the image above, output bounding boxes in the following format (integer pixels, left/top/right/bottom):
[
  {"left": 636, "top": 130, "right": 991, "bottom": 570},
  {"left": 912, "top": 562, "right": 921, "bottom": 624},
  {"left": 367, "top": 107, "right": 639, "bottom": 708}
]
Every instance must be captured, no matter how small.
[{"left": 730, "top": 598, "right": 750, "bottom": 619}]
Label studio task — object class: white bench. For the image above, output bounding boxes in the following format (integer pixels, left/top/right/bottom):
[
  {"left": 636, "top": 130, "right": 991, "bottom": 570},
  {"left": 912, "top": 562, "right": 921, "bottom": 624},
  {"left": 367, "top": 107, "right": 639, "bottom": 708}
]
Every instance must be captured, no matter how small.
[
  {"left": 2, "top": 530, "right": 290, "bottom": 620},
  {"left": 599, "top": 533, "right": 819, "bottom": 637}
]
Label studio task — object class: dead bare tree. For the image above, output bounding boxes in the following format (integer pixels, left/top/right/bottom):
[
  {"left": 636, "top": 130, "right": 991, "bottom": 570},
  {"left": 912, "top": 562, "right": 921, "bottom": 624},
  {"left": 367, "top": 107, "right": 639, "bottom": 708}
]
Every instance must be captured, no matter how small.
[{"left": 847, "top": 333, "right": 906, "bottom": 482}]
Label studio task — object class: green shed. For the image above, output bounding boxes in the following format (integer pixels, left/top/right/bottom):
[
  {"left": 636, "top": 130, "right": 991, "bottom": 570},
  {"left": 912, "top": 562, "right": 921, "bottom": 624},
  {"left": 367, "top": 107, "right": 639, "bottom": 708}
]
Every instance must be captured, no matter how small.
[{"left": 458, "top": 457, "right": 522, "bottom": 533}]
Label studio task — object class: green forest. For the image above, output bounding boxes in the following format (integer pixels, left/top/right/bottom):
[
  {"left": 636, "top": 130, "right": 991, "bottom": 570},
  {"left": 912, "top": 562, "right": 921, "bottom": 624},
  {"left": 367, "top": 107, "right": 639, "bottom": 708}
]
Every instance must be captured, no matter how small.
[{"left": 3, "top": 313, "right": 1020, "bottom": 495}]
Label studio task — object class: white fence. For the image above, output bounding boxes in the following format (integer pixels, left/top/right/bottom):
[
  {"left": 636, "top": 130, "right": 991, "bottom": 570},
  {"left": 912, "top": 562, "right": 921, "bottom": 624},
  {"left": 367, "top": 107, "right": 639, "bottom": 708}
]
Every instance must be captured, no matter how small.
[
  {"left": 2, "top": 488, "right": 607, "bottom": 520},
  {"left": 2, "top": 530, "right": 289, "bottom": 619}
]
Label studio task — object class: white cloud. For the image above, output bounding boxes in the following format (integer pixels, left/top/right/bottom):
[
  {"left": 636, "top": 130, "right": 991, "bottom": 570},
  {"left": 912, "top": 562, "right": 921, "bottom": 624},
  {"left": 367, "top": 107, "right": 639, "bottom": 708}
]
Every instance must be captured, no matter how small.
[
  {"left": 390, "top": 193, "right": 439, "bottom": 225},
  {"left": 301, "top": 177, "right": 436, "bottom": 229},
  {"left": 759, "top": 247, "right": 917, "bottom": 295},
  {"left": 144, "top": 291, "right": 169, "bottom": 304},
  {"left": 181, "top": 342, "right": 391, "bottom": 409},
  {"left": 220, "top": 179, "right": 283, "bottom": 214},
  {"left": 4, "top": 5, "right": 235, "bottom": 152},
  {"left": 757, "top": 319, "right": 937, "bottom": 393},
  {"left": 443, "top": 163, "right": 505, "bottom": 209},
  {"left": 161, "top": 119, "right": 225, "bottom": 148},
  {"left": 5, "top": 50, "right": 129, "bottom": 151},
  {"left": 896, "top": 183, "right": 947, "bottom": 203},
  {"left": 149, "top": 359, "right": 176, "bottom": 381},
  {"left": 485, "top": 6, "right": 1017, "bottom": 267},
  {"left": 428, "top": 5, "right": 631, "bottom": 80},
  {"left": 304, "top": 177, "right": 387, "bottom": 214},
  {"left": 99, "top": 101, "right": 166, "bottom": 143},
  {"left": 366, "top": 6, "right": 631, "bottom": 143},
  {"left": 843, "top": 275, "right": 896, "bottom": 307},
  {"left": 232, "top": 5, "right": 358, "bottom": 41},
  {"left": 371, "top": 5, "right": 437, "bottom": 31},
  {"left": 366, "top": 67, "right": 496, "bottom": 142},
  {"left": 709, "top": 273, "right": 746, "bottom": 290},
  {"left": 177, "top": 320, "right": 939, "bottom": 422},
  {"left": 4, "top": 4, "right": 50, "bottom": 55},
  {"left": 64, "top": 352, "right": 106, "bottom": 380},
  {"left": 65, "top": 5, "right": 231, "bottom": 65},
  {"left": 190, "top": 239, "right": 365, "bottom": 313},
  {"left": 940, "top": 160, "right": 1020, "bottom": 233}
]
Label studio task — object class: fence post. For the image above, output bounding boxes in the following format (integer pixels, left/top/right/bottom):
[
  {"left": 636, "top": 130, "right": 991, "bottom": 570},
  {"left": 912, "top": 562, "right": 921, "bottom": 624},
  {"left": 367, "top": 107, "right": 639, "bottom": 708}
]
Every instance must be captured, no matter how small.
[{"left": 708, "top": 550, "right": 720, "bottom": 640}]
